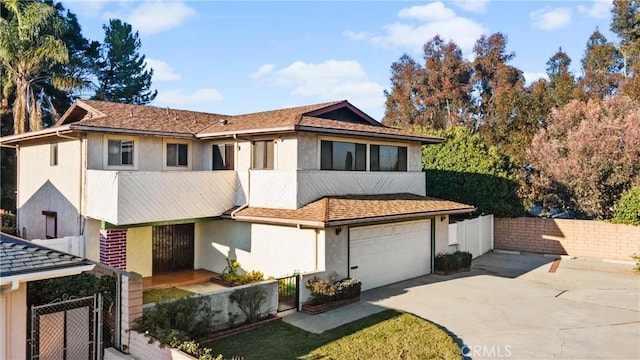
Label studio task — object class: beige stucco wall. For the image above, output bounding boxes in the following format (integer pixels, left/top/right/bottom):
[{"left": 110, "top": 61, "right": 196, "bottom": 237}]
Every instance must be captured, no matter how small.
[
  {"left": 0, "top": 283, "right": 27, "bottom": 360},
  {"left": 297, "top": 132, "right": 318, "bottom": 170},
  {"left": 408, "top": 142, "right": 423, "bottom": 172},
  {"left": 18, "top": 139, "right": 81, "bottom": 239},
  {"left": 434, "top": 215, "right": 455, "bottom": 255},
  {"left": 276, "top": 135, "right": 298, "bottom": 170},
  {"left": 196, "top": 220, "right": 320, "bottom": 277},
  {"left": 84, "top": 218, "right": 102, "bottom": 262},
  {"left": 86, "top": 133, "right": 202, "bottom": 171},
  {"left": 127, "top": 226, "right": 153, "bottom": 277},
  {"left": 322, "top": 227, "right": 349, "bottom": 279}
]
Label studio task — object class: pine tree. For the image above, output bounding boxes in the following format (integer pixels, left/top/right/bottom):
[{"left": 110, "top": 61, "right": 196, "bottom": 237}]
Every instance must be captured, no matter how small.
[
  {"left": 611, "top": 0, "right": 640, "bottom": 99},
  {"left": 94, "top": 19, "right": 157, "bottom": 104}
]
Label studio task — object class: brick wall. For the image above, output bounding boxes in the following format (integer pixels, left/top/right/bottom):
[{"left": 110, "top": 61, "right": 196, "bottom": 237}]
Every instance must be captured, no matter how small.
[
  {"left": 100, "top": 229, "right": 127, "bottom": 269},
  {"left": 494, "top": 217, "right": 640, "bottom": 261}
]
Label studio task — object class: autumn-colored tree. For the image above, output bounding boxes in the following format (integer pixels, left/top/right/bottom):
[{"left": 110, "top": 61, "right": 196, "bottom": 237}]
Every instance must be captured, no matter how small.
[
  {"left": 527, "top": 96, "right": 640, "bottom": 219},
  {"left": 383, "top": 54, "right": 425, "bottom": 128},
  {"left": 419, "top": 36, "right": 472, "bottom": 129},
  {"left": 575, "top": 29, "right": 624, "bottom": 100},
  {"left": 546, "top": 48, "right": 576, "bottom": 107}
]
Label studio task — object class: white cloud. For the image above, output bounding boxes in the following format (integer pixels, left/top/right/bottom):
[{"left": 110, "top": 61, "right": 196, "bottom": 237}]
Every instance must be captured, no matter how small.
[
  {"left": 252, "top": 60, "right": 385, "bottom": 111},
  {"left": 66, "top": 0, "right": 109, "bottom": 18},
  {"left": 346, "top": 2, "right": 488, "bottom": 53},
  {"left": 398, "top": 3, "right": 456, "bottom": 22},
  {"left": 523, "top": 72, "right": 549, "bottom": 85},
  {"left": 156, "top": 88, "right": 224, "bottom": 106},
  {"left": 530, "top": 7, "right": 572, "bottom": 30},
  {"left": 250, "top": 64, "right": 275, "bottom": 79},
  {"left": 577, "top": 0, "right": 611, "bottom": 19},
  {"left": 146, "top": 58, "right": 181, "bottom": 81},
  {"left": 452, "top": 0, "right": 489, "bottom": 13},
  {"left": 104, "top": 1, "right": 196, "bottom": 35}
]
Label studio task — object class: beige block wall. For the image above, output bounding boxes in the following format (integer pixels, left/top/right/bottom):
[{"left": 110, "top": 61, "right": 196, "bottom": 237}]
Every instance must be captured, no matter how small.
[
  {"left": 126, "top": 227, "right": 153, "bottom": 277},
  {"left": 84, "top": 218, "right": 102, "bottom": 262},
  {"left": 494, "top": 218, "right": 640, "bottom": 261},
  {"left": 0, "top": 283, "right": 27, "bottom": 360}
]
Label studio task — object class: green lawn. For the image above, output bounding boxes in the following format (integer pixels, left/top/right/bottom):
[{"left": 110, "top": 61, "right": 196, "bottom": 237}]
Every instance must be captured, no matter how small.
[
  {"left": 206, "top": 310, "right": 462, "bottom": 360},
  {"left": 143, "top": 287, "right": 195, "bottom": 304}
]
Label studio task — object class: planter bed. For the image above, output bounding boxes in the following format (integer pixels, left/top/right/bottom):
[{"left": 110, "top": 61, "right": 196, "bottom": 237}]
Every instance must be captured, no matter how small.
[{"left": 301, "top": 295, "right": 361, "bottom": 315}]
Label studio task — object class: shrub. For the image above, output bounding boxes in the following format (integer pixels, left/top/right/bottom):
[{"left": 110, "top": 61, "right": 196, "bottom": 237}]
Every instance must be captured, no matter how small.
[
  {"left": 220, "top": 259, "right": 264, "bottom": 285},
  {"left": 305, "top": 276, "right": 361, "bottom": 305},
  {"left": 135, "top": 296, "right": 217, "bottom": 346},
  {"left": 611, "top": 186, "right": 640, "bottom": 225},
  {"left": 0, "top": 210, "right": 16, "bottom": 235},
  {"left": 435, "top": 251, "right": 472, "bottom": 273},
  {"left": 174, "top": 341, "right": 223, "bottom": 360},
  {"left": 229, "top": 286, "right": 267, "bottom": 324}
]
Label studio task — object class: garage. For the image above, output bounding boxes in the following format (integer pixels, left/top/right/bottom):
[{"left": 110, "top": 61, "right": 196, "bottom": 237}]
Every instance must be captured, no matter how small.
[{"left": 349, "top": 219, "right": 432, "bottom": 291}]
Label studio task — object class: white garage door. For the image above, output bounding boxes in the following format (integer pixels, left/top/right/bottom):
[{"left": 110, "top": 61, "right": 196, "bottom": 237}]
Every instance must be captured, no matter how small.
[{"left": 349, "top": 220, "right": 431, "bottom": 291}]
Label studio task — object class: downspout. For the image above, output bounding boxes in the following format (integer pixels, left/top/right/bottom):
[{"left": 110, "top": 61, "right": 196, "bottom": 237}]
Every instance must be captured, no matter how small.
[
  {"left": 430, "top": 218, "right": 436, "bottom": 273},
  {"left": 231, "top": 134, "right": 250, "bottom": 218}
]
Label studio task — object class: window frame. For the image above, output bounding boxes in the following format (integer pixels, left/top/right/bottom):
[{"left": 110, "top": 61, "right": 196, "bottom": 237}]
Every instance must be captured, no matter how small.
[
  {"left": 103, "top": 135, "right": 138, "bottom": 170},
  {"left": 163, "top": 139, "right": 192, "bottom": 170},
  {"left": 212, "top": 143, "right": 235, "bottom": 170},
  {"left": 252, "top": 139, "right": 275, "bottom": 170},
  {"left": 320, "top": 140, "right": 367, "bottom": 171},
  {"left": 370, "top": 144, "right": 408, "bottom": 172}
]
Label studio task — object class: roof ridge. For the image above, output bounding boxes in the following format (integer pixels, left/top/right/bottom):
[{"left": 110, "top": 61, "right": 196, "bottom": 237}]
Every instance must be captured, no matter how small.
[
  {"left": 232, "top": 100, "right": 343, "bottom": 118},
  {"left": 82, "top": 99, "right": 231, "bottom": 117}
]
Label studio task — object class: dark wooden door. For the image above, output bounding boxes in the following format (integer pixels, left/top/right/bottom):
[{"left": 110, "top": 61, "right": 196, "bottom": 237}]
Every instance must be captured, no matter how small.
[{"left": 152, "top": 223, "right": 194, "bottom": 274}]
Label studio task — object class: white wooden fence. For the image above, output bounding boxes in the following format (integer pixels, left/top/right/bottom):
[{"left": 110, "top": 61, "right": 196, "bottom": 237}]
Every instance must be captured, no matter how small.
[
  {"left": 32, "top": 235, "right": 86, "bottom": 257},
  {"left": 448, "top": 214, "right": 493, "bottom": 259}
]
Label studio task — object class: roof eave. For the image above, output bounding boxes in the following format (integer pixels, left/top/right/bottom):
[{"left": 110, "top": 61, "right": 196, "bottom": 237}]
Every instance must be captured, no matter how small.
[
  {"left": 0, "top": 263, "right": 95, "bottom": 286},
  {"left": 325, "top": 207, "right": 476, "bottom": 227},
  {"left": 295, "top": 125, "right": 444, "bottom": 144},
  {"left": 69, "top": 124, "right": 196, "bottom": 138},
  {"left": 227, "top": 214, "right": 325, "bottom": 228},
  {"left": 196, "top": 126, "right": 296, "bottom": 139},
  {"left": 0, "top": 125, "right": 75, "bottom": 144}
]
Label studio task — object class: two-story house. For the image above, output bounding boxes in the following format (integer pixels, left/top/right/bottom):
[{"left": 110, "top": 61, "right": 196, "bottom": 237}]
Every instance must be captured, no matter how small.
[{"left": 1, "top": 99, "right": 474, "bottom": 290}]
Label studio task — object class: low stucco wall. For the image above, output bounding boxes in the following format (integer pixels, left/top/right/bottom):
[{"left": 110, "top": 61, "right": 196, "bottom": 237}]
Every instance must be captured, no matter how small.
[
  {"left": 124, "top": 332, "right": 196, "bottom": 360},
  {"left": 494, "top": 217, "right": 640, "bottom": 261},
  {"left": 143, "top": 280, "right": 278, "bottom": 331}
]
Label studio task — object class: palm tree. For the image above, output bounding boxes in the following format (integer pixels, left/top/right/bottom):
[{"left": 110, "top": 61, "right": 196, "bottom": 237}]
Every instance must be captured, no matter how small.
[{"left": 0, "top": 0, "right": 73, "bottom": 134}]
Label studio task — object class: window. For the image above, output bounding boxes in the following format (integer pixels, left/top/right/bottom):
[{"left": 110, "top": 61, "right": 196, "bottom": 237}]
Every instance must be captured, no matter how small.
[
  {"left": 167, "top": 143, "right": 189, "bottom": 167},
  {"left": 370, "top": 145, "right": 407, "bottom": 171},
  {"left": 108, "top": 139, "right": 135, "bottom": 166},
  {"left": 42, "top": 211, "right": 57, "bottom": 239},
  {"left": 213, "top": 144, "right": 234, "bottom": 170},
  {"left": 50, "top": 143, "right": 58, "bottom": 166},
  {"left": 320, "top": 140, "right": 366, "bottom": 171},
  {"left": 253, "top": 140, "right": 274, "bottom": 170}
]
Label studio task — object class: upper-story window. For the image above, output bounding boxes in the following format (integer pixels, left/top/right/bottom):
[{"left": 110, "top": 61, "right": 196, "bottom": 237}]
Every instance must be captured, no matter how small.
[
  {"left": 253, "top": 140, "right": 274, "bottom": 170},
  {"left": 321, "top": 140, "right": 366, "bottom": 171},
  {"left": 370, "top": 145, "right": 407, "bottom": 171},
  {"left": 107, "top": 139, "right": 135, "bottom": 166},
  {"left": 213, "top": 144, "right": 234, "bottom": 170},
  {"left": 166, "top": 143, "right": 189, "bottom": 167},
  {"left": 50, "top": 143, "right": 58, "bottom": 166}
]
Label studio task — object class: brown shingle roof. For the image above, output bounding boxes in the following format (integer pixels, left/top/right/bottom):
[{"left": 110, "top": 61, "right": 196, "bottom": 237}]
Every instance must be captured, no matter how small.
[
  {"left": 196, "top": 101, "right": 344, "bottom": 135},
  {"left": 62, "top": 100, "right": 228, "bottom": 135},
  {"left": 231, "top": 193, "right": 475, "bottom": 227}
]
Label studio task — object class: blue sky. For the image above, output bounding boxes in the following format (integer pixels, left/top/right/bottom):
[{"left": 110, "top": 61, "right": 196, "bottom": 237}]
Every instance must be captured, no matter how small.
[{"left": 63, "top": 0, "right": 617, "bottom": 120}]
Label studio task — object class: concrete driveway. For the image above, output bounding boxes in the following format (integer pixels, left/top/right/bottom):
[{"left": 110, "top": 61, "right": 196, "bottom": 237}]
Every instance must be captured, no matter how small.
[{"left": 361, "top": 252, "right": 640, "bottom": 359}]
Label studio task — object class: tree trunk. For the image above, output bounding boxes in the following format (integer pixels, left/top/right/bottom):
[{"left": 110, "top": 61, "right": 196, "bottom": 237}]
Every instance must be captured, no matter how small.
[{"left": 13, "top": 78, "right": 27, "bottom": 134}]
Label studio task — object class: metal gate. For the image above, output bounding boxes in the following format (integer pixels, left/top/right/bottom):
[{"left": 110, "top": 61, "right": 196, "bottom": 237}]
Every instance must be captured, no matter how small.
[
  {"left": 276, "top": 275, "right": 299, "bottom": 312},
  {"left": 30, "top": 294, "right": 102, "bottom": 360},
  {"left": 152, "top": 223, "right": 195, "bottom": 274}
]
